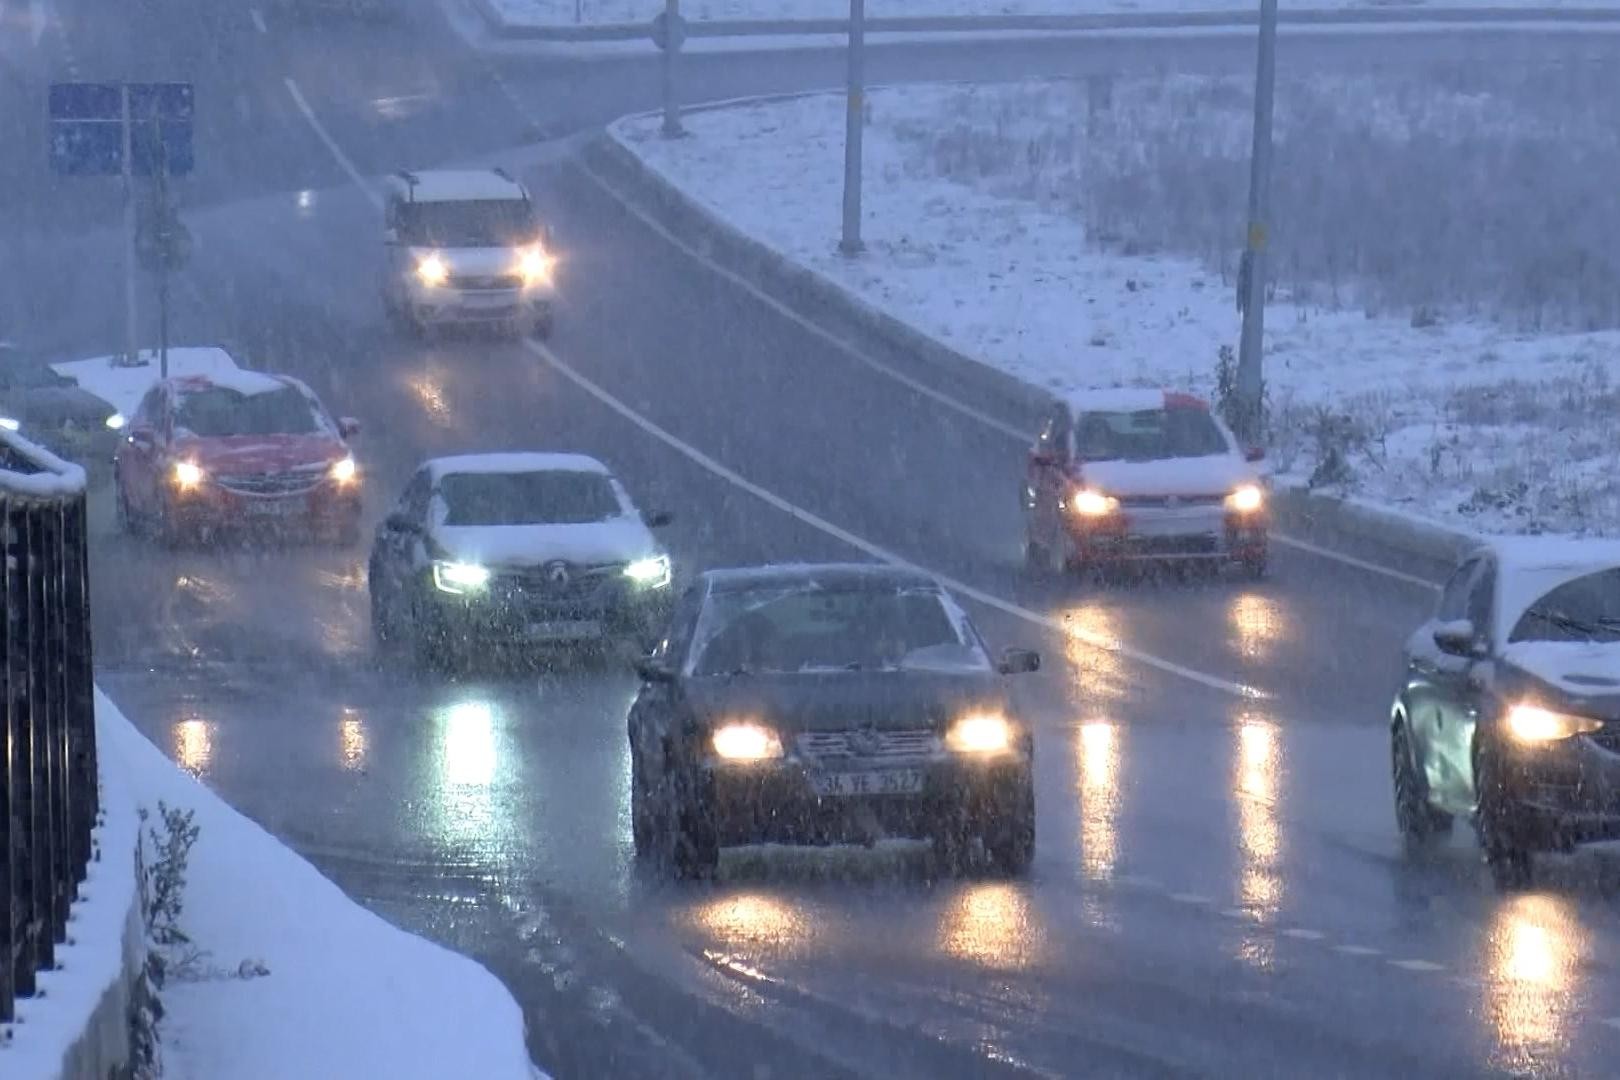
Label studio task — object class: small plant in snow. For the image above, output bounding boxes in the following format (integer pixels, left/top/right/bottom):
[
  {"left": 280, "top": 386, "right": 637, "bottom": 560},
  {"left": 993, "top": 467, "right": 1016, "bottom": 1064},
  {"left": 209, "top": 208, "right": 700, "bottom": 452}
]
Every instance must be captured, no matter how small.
[
  {"left": 1213, "top": 344, "right": 1269, "bottom": 441},
  {"left": 140, "top": 803, "right": 203, "bottom": 969}
]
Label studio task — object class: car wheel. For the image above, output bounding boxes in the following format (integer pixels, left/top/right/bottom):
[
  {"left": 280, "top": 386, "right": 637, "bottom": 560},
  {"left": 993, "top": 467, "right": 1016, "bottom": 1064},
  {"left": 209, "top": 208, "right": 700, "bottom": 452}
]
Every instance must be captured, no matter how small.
[
  {"left": 1024, "top": 533, "right": 1059, "bottom": 576},
  {"left": 630, "top": 747, "right": 657, "bottom": 859},
  {"left": 115, "top": 484, "right": 140, "bottom": 536},
  {"left": 1475, "top": 742, "right": 1534, "bottom": 891},
  {"left": 1240, "top": 551, "right": 1268, "bottom": 580},
  {"left": 1392, "top": 722, "right": 1451, "bottom": 854},
  {"left": 984, "top": 778, "right": 1036, "bottom": 876}
]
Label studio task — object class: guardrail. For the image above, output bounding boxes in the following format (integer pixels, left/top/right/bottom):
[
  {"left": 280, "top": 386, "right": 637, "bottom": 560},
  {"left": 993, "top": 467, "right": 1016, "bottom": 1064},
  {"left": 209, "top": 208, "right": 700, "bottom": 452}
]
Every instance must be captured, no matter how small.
[
  {"left": 0, "top": 429, "right": 97, "bottom": 1025},
  {"left": 477, "top": 3, "right": 1620, "bottom": 42}
]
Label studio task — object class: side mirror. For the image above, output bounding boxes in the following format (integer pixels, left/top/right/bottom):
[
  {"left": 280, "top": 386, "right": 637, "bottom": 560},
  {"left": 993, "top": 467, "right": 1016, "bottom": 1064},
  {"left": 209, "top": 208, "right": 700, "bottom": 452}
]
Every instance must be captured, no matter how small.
[
  {"left": 1244, "top": 447, "right": 1266, "bottom": 463},
  {"left": 634, "top": 658, "right": 676, "bottom": 684},
  {"left": 127, "top": 425, "right": 155, "bottom": 450},
  {"left": 339, "top": 416, "right": 362, "bottom": 438},
  {"left": 642, "top": 509, "right": 673, "bottom": 529},
  {"left": 997, "top": 647, "right": 1041, "bottom": 675},
  {"left": 1029, "top": 449, "right": 1058, "bottom": 467},
  {"left": 1433, "top": 619, "right": 1482, "bottom": 658},
  {"left": 384, "top": 512, "right": 421, "bottom": 535}
]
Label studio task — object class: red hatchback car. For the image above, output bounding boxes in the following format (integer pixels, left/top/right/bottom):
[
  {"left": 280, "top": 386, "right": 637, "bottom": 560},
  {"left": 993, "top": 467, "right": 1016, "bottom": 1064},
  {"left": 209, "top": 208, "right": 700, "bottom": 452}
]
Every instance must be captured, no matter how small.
[{"left": 114, "top": 371, "right": 363, "bottom": 544}]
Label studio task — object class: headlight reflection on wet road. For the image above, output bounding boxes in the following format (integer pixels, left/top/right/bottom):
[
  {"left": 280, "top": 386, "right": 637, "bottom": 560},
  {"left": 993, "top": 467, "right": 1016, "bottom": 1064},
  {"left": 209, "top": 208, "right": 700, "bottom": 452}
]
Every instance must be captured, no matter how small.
[
  {"left": 173, "top": 715, "right": 213, "bottom": 777},
  {"left": 1228, "top": 592, "right": 1283, "bottom": 663},
  {"left": 433, "top": 698, "right": 502, "bottom": 851},
  {"left": 340, "top": 707, "right": 367, "bottom": 773},
  {"left": 1062, "top": 603, "right": 1129, "bottom": 707},
  {"left": 690, "top": 893, "right": 816, "bottom": 954},
  {"left": 1077, "top": 720, "right": 1121, "bottom": 883},
  {"left": 1234, "top": 715, "right": 1282, "bottom": 968},
  {"left": 1487, "top": 894, "right": 1585, "bottom": 1068},
  {"left": 939, "top": 883, "right": 1045, "bottom": 971}
]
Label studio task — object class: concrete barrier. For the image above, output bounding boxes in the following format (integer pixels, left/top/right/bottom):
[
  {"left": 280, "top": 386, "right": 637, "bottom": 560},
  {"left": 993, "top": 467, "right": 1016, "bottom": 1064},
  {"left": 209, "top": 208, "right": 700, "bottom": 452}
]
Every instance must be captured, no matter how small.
[{"left": 585, "top": 121, "right": 1483, "bottom": 581}]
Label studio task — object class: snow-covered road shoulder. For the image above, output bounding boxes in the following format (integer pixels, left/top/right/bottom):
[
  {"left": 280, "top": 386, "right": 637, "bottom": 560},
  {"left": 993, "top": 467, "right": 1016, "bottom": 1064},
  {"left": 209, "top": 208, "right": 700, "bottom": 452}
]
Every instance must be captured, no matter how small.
[{"left": 95, "top": 692, "right": 541, "bottom": 1080}]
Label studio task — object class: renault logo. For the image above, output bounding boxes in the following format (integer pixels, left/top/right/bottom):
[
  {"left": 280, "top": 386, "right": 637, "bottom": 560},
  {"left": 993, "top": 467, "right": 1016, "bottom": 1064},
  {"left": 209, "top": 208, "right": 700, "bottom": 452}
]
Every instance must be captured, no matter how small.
[
  {"left": 848, "top": 729, "right": 882, "bottom": 756},
  {"left": 545, "top": 561, "right": 571, "bottom": 587}
]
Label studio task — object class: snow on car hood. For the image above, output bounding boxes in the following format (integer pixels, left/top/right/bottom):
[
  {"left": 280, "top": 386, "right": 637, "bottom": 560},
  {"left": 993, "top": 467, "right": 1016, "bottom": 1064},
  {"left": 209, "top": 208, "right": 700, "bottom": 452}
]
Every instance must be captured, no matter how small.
[
  {"left": 1502, "top": 640, "right": 1620, "bottom": 697},
  {"left": 174, "top": 433, "right": 345, "bottom": 476},
  {"left": 411, "top": 246, "right": 519, "bottom": 278},
  {"left": 432, "top": 515, "right": 659, "bottom": 569},
  {"left": 1076, "top": 454, "right": 1256, "bottom": 497}
]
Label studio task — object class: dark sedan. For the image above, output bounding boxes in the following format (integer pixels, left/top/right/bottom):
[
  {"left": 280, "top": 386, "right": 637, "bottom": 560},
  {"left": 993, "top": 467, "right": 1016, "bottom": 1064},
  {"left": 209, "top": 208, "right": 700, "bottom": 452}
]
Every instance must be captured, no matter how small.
[
  {"left": 0, "top": 343, "right": 123, "bottom": 466},
  {"left": 628, "top": 563, "right": 1041, "bottom": 879},
  {"left": 1391, "top": 538, "right": 1620, "bottom": 888}
]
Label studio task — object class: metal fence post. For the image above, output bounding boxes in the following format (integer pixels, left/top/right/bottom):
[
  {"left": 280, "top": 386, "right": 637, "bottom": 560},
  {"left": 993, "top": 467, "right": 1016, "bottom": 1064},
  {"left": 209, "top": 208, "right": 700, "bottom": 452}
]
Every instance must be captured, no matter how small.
[
  {"left": 839, "top": 0, "right": 867, "bottom": 257},
  {"left": 1, "top": 495, "right": 13, "bottom": 1021},
  {"left": 63, "top": 497, "right": 96, "bottom": 882}
]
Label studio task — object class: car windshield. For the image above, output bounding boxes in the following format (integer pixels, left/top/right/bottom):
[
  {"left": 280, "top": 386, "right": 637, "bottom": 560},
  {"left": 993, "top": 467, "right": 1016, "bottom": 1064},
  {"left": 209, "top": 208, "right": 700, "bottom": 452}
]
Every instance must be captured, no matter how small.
[
  {"left": 1074, "top": 407, "right": 1229, "bottom": 462},
  {"left": 175, "top": 386, "right": 323, "bottom": 437},
  {"left": 1509, "top": 569, "right": 1620, "bottom": 644},
  {"left": 402, "top": 200, "right": 535, "bottom": 247},
  {"left": 690, "top": 582, "right": 986, "bottom": 676},
  {"left": 0, "top": 362, "right": 70, "bottom": 391},
  {"left": 437, "top": 470, "right": 622, "bottom": 527}
]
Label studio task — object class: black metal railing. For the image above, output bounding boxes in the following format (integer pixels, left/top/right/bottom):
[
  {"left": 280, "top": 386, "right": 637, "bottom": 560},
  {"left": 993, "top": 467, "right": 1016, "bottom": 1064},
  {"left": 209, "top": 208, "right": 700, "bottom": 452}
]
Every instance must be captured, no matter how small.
[{"left": 1, "top": 428, "right": 97, "bottom": 1024}]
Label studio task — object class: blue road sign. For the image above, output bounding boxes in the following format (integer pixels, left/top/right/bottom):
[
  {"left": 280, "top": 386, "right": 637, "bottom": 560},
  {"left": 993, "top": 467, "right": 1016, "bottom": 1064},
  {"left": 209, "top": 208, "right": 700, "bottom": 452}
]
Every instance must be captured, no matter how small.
[{"left": 49, "top": 82, "right": 195, "bottom": 177}]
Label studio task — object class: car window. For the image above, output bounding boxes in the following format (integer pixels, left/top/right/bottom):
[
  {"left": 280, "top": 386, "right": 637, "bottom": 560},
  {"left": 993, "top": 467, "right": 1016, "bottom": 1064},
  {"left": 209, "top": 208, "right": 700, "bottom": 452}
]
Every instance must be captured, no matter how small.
[
  {"left": 1465, "top": 560, "right": 1495, "bottom": 638},
  {"left": 689, "top": 583, "right": 987, "bottom": 676},
  {"left": 134, "top": 387, "right": 164, "bottom": 427},
  {"left": 175, "top": 386, "right": 323, "bottom": 437},
  {"left": 1508, "top": 568, "right": 1620, "bottom": 644},
  {"left": 399, "top": 200, "right": 535, "bottom": 247},
  {"left": 1435, "top": 558, "right": 1481, "bottom": 622},
  {"left": 656, "top": 586, "right": 704, "bottom": 663},
  {"left": 435, "top": 470, "right": 622, "bottom": 527},
  {"left": 1074, "top": 406, "right": 1228, "bottom": 462}
]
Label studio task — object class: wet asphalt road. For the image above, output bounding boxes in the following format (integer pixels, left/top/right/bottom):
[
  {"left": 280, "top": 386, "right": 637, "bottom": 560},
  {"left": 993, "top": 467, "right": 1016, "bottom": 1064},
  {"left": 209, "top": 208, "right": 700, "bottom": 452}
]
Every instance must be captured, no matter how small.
[{"left": 10, "top": 1, "right": 1620, "bottom": 1076}]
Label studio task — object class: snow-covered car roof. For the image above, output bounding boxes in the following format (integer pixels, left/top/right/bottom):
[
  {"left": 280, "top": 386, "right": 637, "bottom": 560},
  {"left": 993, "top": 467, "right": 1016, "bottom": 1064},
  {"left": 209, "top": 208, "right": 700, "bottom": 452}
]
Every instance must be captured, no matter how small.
[
  {"left": 389, "top": 169, "right": 527, "bottom": 204},
  {"left": 425, "top": 452, "right": 611, "bottom": 482},
  {"left": 702, "top": 562, "right": 940, "bottom": 593},
  {"left": 1481, "top": 537, "right": 1620, "bottom": 642},
  {"left": 1066, "top": 388, "right": 1207, "bottom": 415},
  {"left": 167, "top": 369, "right": 295, "bottom": 398}
]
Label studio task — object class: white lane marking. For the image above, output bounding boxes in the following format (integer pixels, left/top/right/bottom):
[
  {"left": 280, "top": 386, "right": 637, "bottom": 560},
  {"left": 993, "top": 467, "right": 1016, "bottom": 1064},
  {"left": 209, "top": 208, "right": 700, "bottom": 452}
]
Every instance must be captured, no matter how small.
[
  {"left": 1601, "top": 1017, "right": 1620, "bottom": 1033},
  {"left": 575, "top": 157, "right": 1447, "bottom": 594},
  {"left": 1219, "top": 907, "right": 1249, "bottom": 920},
  {"left": 251, "top": 7, "right": 269, "bottom": 32},
  {"left": 29, "top": 0, "right": 45, "bottom": 46},
  {"left": 578, "top": 159, "right": 1030, "bottom": 442},
  {"left": 1168, "top": 892, "right": 1213, "bottom": 905},
  {"left": 528, "top": 339, "right": 1264, "bottom": 701},
  {"left": 1282, "top": 928, "right": 1326, "bottom": 941},
  {"left": 1389, "top": 958, "right": 1445, "bottom": 973},
  {"left": 1115, "top": 874, "right": 1162, "bottom": 889},
  {"left": 1273, "top": 532, "right": 1441, "bottom": 592},
  {"left": 284, "top": 78, "right": 380, "bottom": 206},
  {"left": 1333, "top": 944, "right": 1381, "bottom": 957}
]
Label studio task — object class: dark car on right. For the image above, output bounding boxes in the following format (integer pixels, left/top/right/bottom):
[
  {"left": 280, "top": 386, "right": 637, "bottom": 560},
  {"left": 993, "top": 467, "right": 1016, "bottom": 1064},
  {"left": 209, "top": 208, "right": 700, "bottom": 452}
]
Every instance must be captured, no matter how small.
[
  {"left": 1391, "top": 538, "right": 1620, "bottom": 888},
  {"left": 627, "top": 563, "right": 1041, "bottom": 879}
]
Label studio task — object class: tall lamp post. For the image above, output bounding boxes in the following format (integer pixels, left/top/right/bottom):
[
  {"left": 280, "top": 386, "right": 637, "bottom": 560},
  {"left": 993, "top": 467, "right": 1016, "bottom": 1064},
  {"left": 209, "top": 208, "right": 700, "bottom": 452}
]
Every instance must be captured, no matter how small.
[
  {"left": 838, "top": 0, "right": 866, "bottom": 256},
  {"left": 1235, "top": 0, "right": 1278, "bottom": 446}
]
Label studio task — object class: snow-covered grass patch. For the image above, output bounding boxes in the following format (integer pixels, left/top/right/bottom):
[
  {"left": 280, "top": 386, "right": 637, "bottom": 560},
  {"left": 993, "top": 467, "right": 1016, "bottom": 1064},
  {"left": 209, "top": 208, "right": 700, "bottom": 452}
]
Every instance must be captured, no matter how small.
[
  {"left": 95, "top": 691, "right": 538, "bottom": 1080},
  {"left": 493, "top": 0, "right": 1620, "bottom": 27},
  {"left": 616, "top": 74, "right": 1620, "bottom": 536},
  {"left": 51, "top": 347, "right": 244, "bottom": 421}
]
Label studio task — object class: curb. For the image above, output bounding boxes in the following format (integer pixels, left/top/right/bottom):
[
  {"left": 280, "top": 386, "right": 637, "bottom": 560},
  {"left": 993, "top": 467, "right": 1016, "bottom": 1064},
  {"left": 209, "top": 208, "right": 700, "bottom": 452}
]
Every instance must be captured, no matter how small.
[
  {"left": 477, "top": 4, "right": 1620, "bottom": 43},
  {"left": 588, "top": 115, "right": 1481, "bottom": 582}
]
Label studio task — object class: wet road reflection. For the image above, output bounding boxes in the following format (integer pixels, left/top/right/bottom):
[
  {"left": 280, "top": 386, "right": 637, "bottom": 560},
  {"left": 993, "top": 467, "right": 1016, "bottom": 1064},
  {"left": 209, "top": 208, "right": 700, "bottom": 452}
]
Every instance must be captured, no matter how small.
[
  {"left": 340, "top": 707, "right": 367, "bottom": 772},
  {"left": 173, "top": 714, "right": 213, "bottom": 777},
  {"left": 1077, "top": 720, "right": 1121, "bottom": 885},
  {"left": 938, "top": 883, "right": 1045, "bottom": 971},
  {"left": 1228, "top": 591, "right": 1283, "bottom": 664},
  {"left": 1062, "top": 602, "right": 1129, "bottom": 707},
  {"left": 433, "top": 697, "right": 505, "bottom": 853},
  {"left": 1235, "top": 715, "right": 1282, "bottom": 967},
  {"left": 688, "top": 892, "right": 817, "bottom": 956},
  {"left": 1486, "top": 893, "right": 1585, "bottom": 1071}
]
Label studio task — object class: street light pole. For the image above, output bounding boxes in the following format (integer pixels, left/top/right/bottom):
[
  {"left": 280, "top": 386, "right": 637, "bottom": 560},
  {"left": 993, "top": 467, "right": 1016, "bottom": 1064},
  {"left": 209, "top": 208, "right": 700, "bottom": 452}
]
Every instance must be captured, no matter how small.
[
  {"left": 838, "top": 0, "right": 866, "bottom": 256},
  {"left": 1235, "top": 0, "right": 1278, "bottom": 446},
  {"left": 120, "top": 84, "right": 140, "bottom": 368},
  {"left": 659, "top": 0, "right": 683, "bottom": 138}
]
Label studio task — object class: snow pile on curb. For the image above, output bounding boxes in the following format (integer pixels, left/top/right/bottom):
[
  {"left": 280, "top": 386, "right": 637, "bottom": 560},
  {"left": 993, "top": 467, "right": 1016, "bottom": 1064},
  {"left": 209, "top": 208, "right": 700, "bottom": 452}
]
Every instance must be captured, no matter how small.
[
  {"left": 613, "top": 79, "right": 1620, "bottom": 538},
  {"left": 95, "top": 691, "right": 539, "bottom": 1080},
  {"left": 1, "top": 703, "right": 140, "bottom": 1079},
  {"left": 51, "top": 347, "right": 243, "bottom": 421}
]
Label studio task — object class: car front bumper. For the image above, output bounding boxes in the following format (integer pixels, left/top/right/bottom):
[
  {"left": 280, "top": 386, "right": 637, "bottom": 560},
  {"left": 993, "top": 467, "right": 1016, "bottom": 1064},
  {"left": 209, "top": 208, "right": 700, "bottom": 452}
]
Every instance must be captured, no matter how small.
[
  {"left": 702, "top": 755, "right": 1032, "bottom": 847},
  {"left": 167, "top": 481, "right": 361, "bottom": 534},
  {"left": 407, "top": 284, "right": 554, "bottom": 326},
  {"left": 1498, "top": 734, "right": 1620, "bottom": 846},
  {"left": 423, "top": 579, "right": 673, "bottom": 645},
  {"left": 1067, "top": 506, "right": 1267, "bottom": 563}
]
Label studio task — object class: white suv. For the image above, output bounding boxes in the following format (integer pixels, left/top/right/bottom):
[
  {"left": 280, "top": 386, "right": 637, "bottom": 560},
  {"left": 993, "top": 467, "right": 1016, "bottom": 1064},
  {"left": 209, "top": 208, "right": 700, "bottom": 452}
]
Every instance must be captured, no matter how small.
[{"left": 382, "top": 169, "right": 556, "bottom": 338}]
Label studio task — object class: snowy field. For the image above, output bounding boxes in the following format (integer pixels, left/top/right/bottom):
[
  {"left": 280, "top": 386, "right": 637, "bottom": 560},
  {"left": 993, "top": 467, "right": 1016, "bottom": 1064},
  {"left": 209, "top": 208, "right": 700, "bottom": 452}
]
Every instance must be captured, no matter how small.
[
  {"left": 617, "top": 75, "right": 1620, "bottom": 537},
  {"left": 53, "top": 346, "right": 246, "bottom": 421},
  {"left": 96, "top": 694, "right": 541, "bottom": 1080},
  {"left": 490, "top": 0, "right": 1620, "bottom": 29}
]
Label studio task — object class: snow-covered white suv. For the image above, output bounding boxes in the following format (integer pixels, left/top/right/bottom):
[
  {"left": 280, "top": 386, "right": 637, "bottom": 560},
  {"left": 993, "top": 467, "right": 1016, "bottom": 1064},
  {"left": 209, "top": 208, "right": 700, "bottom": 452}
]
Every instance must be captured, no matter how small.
[
  {"left": 367, "top": 453, "right": 675, "bottom": 670},
  {"left": 382, "top": 169, "right": 556, "bottom": 338},
  {"left": 1022, "top": 388, "right": 1269, "bottom": 578}
]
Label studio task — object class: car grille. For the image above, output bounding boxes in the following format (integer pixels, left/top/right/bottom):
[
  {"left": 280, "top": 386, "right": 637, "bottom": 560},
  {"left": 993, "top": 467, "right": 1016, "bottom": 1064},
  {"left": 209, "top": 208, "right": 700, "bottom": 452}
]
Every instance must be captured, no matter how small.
[
  {"left": 493, "top": 562, "right": 624, "bottom": 608},
  {"left": 796, "top": 729, "right": 939, "bottom": 762},
  {"left": 215, "top": 472, "right": 323, "bottom": 496},
  {"left": 1117, "top": 494, "right": 1226, "bottom": 509},
  {"left": 451, "top": 274, "right": 521, "bottom": 291}
]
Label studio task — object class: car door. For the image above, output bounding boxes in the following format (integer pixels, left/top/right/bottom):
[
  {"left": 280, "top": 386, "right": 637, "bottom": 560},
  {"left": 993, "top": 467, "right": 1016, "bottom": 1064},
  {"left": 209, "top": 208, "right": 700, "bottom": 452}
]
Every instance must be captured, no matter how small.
[
  {"left": 629, "top": 584, "right": 704, "bottom": 783},
  {"left": 1436, "top": 557, "right": 1496, "bottom": 809},
  {"left": 1403, "top": 556, "right": 1483, "bottom": 809},
  {"left": 119, "top": 387, "right": 167, "bottom": 515},
  {"left": 1025, "top": 404, "right": 1072, "bottom": 550}
]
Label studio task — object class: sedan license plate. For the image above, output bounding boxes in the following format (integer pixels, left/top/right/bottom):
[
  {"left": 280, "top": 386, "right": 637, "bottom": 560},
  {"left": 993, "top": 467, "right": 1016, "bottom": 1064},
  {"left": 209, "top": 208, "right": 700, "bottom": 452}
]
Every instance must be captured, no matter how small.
[
  {"left": 811, "top": 769, "right": 925, "bottom": 798},
  {"left": 246, "top": 499, "right": 303, "bottom": 517},
  {"left": 526, "top": 619, "right": 601, "bottom": 640},
  {"left": 462, "top": 292, "right": 514, "bottom": 310}
]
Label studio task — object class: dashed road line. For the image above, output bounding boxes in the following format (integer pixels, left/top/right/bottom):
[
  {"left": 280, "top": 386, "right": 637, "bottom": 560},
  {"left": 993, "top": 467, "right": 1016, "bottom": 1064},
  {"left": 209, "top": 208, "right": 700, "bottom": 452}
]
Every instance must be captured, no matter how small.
[
  {"left": 1271, "top": 532, "right": 1441, "bottom": 593},
  {"left": 1333, "top": 944, "right": 1382, "bottom": 957},
  {"left": 1601, "top": 1017, "right": 1620, "bottom": 1033},
  {"left": 1389, "top": 959, "right": 1446, "bottom": 973},
  {"left": 251, "top": 7, "right": 269, "bottom": 33},
  {"left": 1168, "top": 892, "right": 1214, "bottom": 906},
  {"left": 1282, "top": 928, "right": 1327, "bottom": 941},
  {"left": 284, "top": 78, "right": 379, "bottom": 204}
]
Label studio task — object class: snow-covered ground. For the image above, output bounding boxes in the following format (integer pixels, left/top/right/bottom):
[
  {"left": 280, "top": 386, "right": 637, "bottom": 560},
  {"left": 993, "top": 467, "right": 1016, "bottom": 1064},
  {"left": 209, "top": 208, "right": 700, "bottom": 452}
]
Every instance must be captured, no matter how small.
[
  {"left": 95, "top": 692, "right": 542, "bottom": 1080},
  {"left": 53, "top": 346, "right": 245, "bottom": 422},
  {"left": 615, "top": 79, "right": 1620, "bottom": 537},
  {"left": 491, "top": 0, "right": 1620, "bottom": 29}
]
